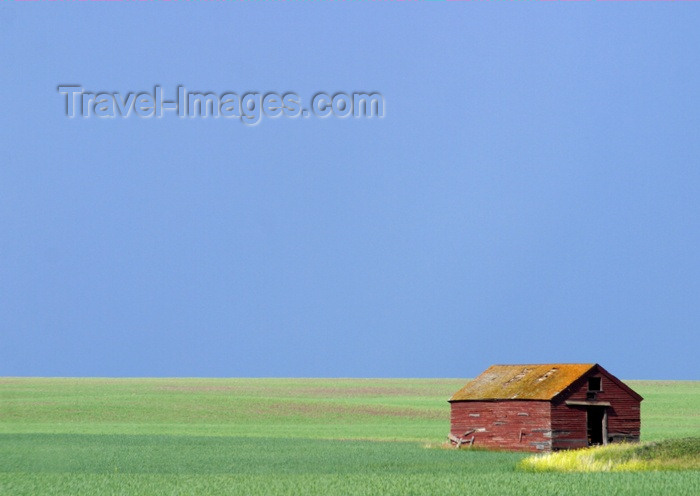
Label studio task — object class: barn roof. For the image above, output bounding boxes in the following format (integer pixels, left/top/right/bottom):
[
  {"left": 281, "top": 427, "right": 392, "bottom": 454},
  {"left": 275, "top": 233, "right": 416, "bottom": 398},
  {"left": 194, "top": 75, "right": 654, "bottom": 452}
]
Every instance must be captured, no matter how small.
[{"left": 449, "top": 363, "right": 597, "bottom": 401}]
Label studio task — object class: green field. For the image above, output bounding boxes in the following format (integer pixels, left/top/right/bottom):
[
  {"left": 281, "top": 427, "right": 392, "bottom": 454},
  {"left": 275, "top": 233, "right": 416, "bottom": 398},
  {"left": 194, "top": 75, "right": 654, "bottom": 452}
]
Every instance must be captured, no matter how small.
[{"left": 1, "top": 378, "right": 698, "bottom": 495}]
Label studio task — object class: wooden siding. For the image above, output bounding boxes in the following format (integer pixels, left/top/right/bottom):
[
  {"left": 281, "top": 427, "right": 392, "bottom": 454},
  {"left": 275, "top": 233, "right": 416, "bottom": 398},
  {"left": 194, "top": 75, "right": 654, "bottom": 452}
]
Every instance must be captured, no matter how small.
[
  {"left": 551, "top": 368, "right": 641, "bottom": 450},
  {"left": 450, "top": 400, "right": 552, "bottom": 452}
]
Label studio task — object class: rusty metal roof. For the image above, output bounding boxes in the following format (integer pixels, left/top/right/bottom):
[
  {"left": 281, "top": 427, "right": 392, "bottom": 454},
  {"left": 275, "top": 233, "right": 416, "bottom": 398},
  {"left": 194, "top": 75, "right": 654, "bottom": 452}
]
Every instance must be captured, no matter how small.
[{"left": 449, "top": 363, "right": 596, "bottom": 401}]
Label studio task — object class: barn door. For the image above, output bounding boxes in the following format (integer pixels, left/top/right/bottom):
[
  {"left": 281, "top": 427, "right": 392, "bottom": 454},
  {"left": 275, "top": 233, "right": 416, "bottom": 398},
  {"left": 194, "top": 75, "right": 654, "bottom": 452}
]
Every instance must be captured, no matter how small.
[{"left": 586, "top": 406, "right": 608, "bottom": 446}]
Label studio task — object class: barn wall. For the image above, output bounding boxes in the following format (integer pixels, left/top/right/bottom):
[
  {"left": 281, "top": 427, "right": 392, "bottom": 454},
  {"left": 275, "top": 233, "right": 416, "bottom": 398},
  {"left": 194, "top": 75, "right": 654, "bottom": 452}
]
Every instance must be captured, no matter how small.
[
  {"left": 551, "top": 369, "right": 641, "bottom": 450},
  {"left": 450, "top": 400, "right": 551, "bottom": 452},
  {"left": 549, "top": 401, "right": 588, "bottom": 450}
]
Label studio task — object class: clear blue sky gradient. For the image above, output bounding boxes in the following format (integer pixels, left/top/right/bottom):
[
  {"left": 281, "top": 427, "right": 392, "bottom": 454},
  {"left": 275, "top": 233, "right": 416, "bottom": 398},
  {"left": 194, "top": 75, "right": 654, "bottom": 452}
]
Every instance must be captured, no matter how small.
[{"left": 1, "top": 4, "right": 699, "bottom": 379}]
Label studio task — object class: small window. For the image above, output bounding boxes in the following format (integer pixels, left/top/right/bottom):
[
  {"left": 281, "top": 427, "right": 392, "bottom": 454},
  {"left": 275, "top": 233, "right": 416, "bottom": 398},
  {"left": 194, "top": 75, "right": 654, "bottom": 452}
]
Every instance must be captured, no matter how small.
[{"left": 588, "top": 377, "right": 602, "bottom": 392}]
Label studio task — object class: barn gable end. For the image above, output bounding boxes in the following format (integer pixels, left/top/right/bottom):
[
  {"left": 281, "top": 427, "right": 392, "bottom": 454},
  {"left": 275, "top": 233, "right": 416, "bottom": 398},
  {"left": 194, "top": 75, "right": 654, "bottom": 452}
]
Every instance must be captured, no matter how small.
[{"left": 550, "top": 364, "right": 641, "bottom": 450}]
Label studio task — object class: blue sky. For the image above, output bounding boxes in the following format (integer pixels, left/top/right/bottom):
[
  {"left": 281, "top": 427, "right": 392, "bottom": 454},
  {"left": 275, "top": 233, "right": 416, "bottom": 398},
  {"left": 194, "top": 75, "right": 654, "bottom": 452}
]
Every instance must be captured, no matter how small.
[{"left": 1, "top": 4, "right": 699, "bottom": 379}]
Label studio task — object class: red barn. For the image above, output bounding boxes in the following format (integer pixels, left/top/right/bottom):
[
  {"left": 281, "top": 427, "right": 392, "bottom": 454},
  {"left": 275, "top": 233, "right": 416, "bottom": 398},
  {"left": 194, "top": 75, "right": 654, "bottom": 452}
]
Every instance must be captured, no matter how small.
[{"left": 448, "top": 363, "right": 642, "bottom": 451}]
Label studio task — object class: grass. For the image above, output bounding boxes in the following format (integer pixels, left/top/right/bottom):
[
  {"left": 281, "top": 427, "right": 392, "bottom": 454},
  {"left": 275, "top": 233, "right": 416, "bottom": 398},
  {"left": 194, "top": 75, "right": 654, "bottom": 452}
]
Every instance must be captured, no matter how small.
[
  {"left": 0, "top": 378, "right": 698, "bottom": 495},
  {"left": 519, "top": 438, "right": 700, "bottom": 473},
  {"left": 0, "top": 378, "right": 462, "bottom": 442}
]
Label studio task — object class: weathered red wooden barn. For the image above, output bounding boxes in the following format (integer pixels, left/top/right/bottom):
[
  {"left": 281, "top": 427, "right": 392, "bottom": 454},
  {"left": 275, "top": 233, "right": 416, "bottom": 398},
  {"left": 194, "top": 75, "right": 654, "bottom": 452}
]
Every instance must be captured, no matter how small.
[{"left": 448, "top": 363, "right": 642, "bottom": 452}]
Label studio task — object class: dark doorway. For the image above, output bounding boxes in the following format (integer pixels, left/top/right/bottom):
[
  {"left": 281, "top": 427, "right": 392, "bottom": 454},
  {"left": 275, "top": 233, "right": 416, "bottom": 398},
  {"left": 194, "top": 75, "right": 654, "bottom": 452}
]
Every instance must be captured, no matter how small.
[{"left": 587, "top": 407, "right": 607, "bottom": 446}]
